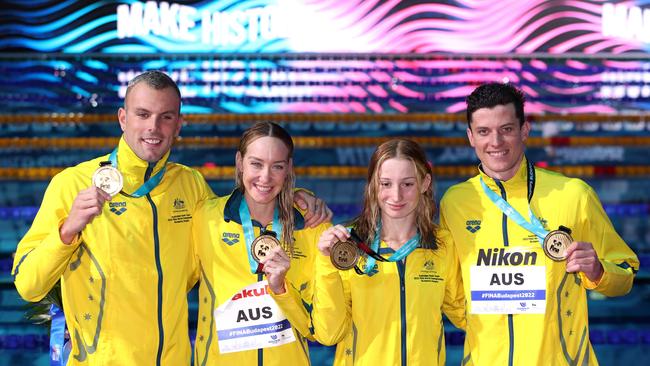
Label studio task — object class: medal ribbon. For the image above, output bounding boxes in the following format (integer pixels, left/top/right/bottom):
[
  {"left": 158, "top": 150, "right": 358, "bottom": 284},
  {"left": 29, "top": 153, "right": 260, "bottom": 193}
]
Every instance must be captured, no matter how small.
[
  {"left": 108, "top": 148, "right": 166, "bottom": 198},
  {"left": 479, "top": 160, "right": 547, "bottom": 245},
  {"left": 362, "top": 220, "right": 420, "bottom": 275},
  {"left": 239, "top": 197, "right": 282, "bottom": 274},
  {"left": 345, "top": 228, "right": 387, "bottom": 263}
]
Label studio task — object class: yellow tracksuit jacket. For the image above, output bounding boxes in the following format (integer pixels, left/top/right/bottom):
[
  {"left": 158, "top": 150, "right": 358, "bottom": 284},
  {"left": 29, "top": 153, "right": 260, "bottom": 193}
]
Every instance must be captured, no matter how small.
[
  {"left": 440, "top": 158, "right": 639, "bottom": 366},
  {"left": 311, "top": 229, "right": 466, "bottom": 366},
  {"left": 192, "top": 190, "right": 330, "bottom": 366},
  {"left": 13, "top": 137, "right": 213, "bottom": 365}
]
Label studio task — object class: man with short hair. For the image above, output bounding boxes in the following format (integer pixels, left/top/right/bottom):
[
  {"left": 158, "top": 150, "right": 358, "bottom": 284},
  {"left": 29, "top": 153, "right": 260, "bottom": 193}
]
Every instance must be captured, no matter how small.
[
  {"left": 13, "top": 70, "right": 330, "bottom": 365},
  {"left": 440, "top": 82, "right": 639, "bottom": 365}
]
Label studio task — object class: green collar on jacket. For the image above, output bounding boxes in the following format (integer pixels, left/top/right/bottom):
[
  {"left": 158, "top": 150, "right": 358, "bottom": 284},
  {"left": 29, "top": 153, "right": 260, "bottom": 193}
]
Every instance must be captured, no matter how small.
[
  {"left": 478, "top": 155, "right": 529, "bottom": 192},
  {"left": 114, "top": 137, "right": 170, "bottom": 194},
  {"left": 223, "top": 188, "right": 305, "bottom": 230}
]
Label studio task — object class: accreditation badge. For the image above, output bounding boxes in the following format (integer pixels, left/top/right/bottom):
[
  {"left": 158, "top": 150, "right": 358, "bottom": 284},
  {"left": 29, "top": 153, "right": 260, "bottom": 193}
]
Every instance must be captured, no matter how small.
[
  {"left": 92, "top": 162, "right": 123, "bottom": 197},
  {"left": 469, "top": 247, "right": 546, "bottom": 314},
  {"left": 214, "top": 280, "right": 296, "bottom": 353}
]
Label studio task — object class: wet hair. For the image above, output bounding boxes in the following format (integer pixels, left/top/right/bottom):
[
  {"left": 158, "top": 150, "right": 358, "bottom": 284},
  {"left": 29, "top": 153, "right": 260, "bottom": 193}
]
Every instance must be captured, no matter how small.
[
  {"left": 466, "top": 83, "right": 526, "bottom": 128},
  {"left": 352, "top": 139, "right": 439, "bottom": 250},
  {"left": 235, "top": 122, "right": 296, "bottom": 251},
  {"left": 125, "top": 70, "right": 181, "bottom": 111}
]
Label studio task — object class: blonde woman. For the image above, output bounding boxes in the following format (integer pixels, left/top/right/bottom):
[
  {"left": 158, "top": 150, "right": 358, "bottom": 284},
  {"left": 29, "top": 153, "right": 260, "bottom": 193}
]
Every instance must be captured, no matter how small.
[
  {"left": 192, "top": 122, "right": 330, "bottom": 365},
  {"left": 312, "top": 139, "right": 465, "bottom": 366}
]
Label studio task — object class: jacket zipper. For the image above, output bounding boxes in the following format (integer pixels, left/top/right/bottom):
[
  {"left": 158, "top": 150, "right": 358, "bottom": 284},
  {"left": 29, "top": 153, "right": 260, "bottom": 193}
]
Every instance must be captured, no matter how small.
[
  {"left": 144, "top": 164, "right": 165, "bottom": 366},
  {"left": 397, "top": 259, "right": 407, "bottom": 366},
  {"left": 495, "top": 179, "right": 514, "bottom": 366}
]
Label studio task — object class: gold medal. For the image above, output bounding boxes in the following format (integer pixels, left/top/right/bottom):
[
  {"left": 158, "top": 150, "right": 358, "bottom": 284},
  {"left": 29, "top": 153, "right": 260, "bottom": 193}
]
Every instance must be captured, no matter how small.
[
  {"left": 543, "top": 227, "right": 573, "bottom": 261},
  {"left": 330, "top": 239, "right": 360, "bottom": 270},
  {"left": 251, "top": 234, "right": 281, "bottom": 262},
  {"left": 92, "top": 162, "right": 123, "bottom": 197}
]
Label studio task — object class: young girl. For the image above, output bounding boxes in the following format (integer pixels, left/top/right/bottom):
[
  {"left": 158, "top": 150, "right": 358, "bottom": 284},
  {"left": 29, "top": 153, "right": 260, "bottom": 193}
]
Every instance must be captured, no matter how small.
[
  {"left": 192, "top": 122, "right": 330, "bottom": 365},
  {"left": 312, "top": 139, "right": 465, "bottom": 366}
]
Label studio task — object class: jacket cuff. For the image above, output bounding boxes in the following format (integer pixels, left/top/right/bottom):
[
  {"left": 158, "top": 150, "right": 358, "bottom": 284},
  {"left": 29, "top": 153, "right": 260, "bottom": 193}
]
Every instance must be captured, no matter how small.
[
  {"left": 50, "top": 217, "right": 83, "bottom": 251},
  {"left": 269, "top": 281, "right": 302, "bottom": 313},
  {"left": 579, "top": 259, "right": 607, "bottom": 290},
  {"left": 269, "top": 280, "right": 290, "bottom": 297}
]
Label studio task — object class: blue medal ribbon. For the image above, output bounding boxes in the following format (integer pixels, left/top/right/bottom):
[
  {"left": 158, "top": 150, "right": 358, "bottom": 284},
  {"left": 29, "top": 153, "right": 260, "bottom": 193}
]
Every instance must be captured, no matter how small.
[
  {"left": 362, "top": 221, "right": 420, "bottom": 275},
  {"left": 479, "top": 160, "right": 547, "bottom": 245},
  {"left": 108, "top": 148, "right": 166, "bottom": 198},
  {"left": 239, "top": 197, "right": 282, "bottom": 274}
]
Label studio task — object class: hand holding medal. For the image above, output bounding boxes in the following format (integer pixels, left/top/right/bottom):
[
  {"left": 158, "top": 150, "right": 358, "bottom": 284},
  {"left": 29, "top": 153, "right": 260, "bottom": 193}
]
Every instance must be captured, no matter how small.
[
  {"left": 565, "top": 239, "right": 604, "bottom": 283},
  {"left": 60, "top": 159, "right": 125, "bottom": 244},
  {"left": 542, "top": 225, "right": 603, "bottom": 282},
  {"left": 319, "top": 225, "right": 358, "bottom": 269},
  {"left": 323, "top": 226, "right": 388, "bottom": 273},
  {"left": 59, "top": 163, "right": 118, "bottom": 244},
  {"left": 257, "top": 239, "right": 291, "bottom": 295}
]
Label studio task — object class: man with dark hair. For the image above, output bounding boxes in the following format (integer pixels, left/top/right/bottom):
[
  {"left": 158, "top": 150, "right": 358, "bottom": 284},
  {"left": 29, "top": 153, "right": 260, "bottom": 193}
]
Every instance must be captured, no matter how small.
[
  {"left": 12, "top": 70, "right": 330, "bottom": 365},
  {"left": 465, "top": 82, "right": 525, "bottom": 129},
  {"left": 440, "top": 82, "right": 639, "bottom": 365}
]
